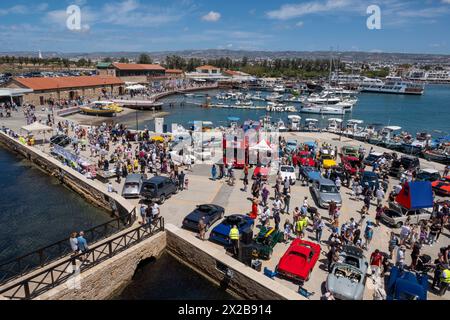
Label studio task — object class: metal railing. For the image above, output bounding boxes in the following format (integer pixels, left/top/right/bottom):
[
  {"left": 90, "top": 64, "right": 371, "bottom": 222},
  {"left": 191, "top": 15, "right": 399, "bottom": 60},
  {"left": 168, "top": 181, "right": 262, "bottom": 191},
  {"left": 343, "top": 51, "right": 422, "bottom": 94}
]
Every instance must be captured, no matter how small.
[
  {"left": 0, "top": 217, "right": 164, "bottom": 300},
  {"left": 0, "top": 210, "right": 136, "bottom": 286}
]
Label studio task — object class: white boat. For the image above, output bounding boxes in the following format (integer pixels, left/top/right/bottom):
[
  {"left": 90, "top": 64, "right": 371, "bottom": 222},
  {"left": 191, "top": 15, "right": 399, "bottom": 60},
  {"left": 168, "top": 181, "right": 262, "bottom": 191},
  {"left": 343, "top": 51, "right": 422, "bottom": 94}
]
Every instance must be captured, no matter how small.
[
  {"left": 326, "top": 118, "right": 343, "bottom": 133},
  {"left": 300, "top": 104, "right": 345, "bottom": 115},
  {"left": 343, "top": 119, "right": 364, "bottom": 137},
  {"left": 288, "top": 115, "right": 301, "bottom": 131},
  {"left": 359, "top": 76, "right": 424, "bottom": 95},
  {"left": 277, "top": 119, "right": 288, "bottom": 132},
  {"left": 273, "top": 85, "right": 286, "bottom": 93},
  {"left": 266, "top": 93, "right": 283, "bottom": 101},
  {"left": 304, "top": 118, "right": 319, "bottom": 132}
]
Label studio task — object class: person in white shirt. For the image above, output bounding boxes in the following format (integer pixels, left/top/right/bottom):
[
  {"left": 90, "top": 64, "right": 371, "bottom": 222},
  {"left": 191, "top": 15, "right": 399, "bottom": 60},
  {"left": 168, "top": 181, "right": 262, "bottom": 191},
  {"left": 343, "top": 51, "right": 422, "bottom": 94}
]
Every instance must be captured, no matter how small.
[
  {"left": 260, "top": 206, "right": 270, "bottom": 227},
  {"left": 151, "top": 202, "right": 160, "bottom": 219},
  {"left": 335, "top": 177, "right": 342, "bottom": 191},
  {"left": 376, "top": 188, "right": 385, "bottom": 206}
]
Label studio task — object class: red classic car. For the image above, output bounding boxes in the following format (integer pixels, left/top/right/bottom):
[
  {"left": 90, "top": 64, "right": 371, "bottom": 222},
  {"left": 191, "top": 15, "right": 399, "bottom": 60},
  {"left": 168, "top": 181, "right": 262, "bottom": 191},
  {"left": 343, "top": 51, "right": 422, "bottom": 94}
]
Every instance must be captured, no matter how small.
[
  {"left": 253, "top": 165, "right": 270, "bottom": 180},
  {"left": 276, "top": 239, "right": 321, "bottom": 283},
  {"left": 432, "top": 176, "right": 450, "bottom": 196},
  {"left": 341, "top": 156, "right": 363, "bottom": 175},
  {"left": 295, "top": 151, "right": 315, "bottom": 167}
]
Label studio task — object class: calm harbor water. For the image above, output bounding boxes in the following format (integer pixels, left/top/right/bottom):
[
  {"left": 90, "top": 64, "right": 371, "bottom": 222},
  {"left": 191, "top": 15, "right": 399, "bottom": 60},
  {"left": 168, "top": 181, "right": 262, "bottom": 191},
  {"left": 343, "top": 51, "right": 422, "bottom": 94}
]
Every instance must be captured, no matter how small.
[
  {"left": 115, "top": 252, "right": 235, "bottom": 300},
  {"left": 0, "top": 148, "right": 110, "bottom": 263},
  {"left": 141, "top": 84, "right": 450, "bottom": 136}
]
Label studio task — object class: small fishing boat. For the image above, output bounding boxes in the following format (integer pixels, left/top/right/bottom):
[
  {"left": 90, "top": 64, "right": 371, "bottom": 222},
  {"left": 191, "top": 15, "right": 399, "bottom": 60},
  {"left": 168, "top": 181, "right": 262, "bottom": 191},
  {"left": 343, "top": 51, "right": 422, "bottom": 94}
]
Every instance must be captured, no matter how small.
[
  {"left": 326, "top": 118, "right": 343, "bottom": 133},
  {"left": 304, "top": 118, "right": 319, "bottom": 132},
  {"left": 288, "top": 115, "right": 301, "bottom": 131}
]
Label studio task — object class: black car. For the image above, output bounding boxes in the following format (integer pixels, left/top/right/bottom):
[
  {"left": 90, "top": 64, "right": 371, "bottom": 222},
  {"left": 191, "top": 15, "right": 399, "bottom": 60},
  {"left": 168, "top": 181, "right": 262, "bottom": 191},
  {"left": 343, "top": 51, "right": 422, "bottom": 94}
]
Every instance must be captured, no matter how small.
[
  {"left": 389, "top": 155, "right": 420, "bottom": 177},
  {"left": 50, "top": 134, "right": 71, "bottom": 147},
  {"left": 182, "top": 204, "right": 225, "bottom": 231},
  {"left": 361, "top": 171, "right": 380, "bottom": 190},
  {"left": 140, "top": 176, "right": 179, "bottom": 204}
]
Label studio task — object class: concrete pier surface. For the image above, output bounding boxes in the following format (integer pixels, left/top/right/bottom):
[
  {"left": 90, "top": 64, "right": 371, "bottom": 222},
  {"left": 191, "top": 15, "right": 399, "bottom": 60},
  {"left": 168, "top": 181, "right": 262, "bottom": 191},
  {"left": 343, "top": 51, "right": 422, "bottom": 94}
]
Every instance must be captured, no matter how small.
[{"left": 0, "top": 108, "right": 448, "bottom": 301}]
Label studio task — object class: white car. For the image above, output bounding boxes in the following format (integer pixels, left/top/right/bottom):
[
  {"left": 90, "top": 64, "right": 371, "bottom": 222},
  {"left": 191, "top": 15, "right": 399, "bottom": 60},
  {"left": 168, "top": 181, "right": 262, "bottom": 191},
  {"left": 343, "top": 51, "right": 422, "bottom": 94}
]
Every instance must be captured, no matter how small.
[{"left": 279, "top": 165, "right": 296, "bottom": 185}]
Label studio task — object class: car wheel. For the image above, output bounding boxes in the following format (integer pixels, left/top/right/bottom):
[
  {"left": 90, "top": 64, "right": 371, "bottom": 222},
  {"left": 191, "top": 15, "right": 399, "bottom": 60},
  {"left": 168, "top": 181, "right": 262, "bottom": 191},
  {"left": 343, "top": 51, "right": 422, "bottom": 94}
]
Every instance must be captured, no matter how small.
[
  {"left": 306, "top": 270, "right": 311, "bottom": 281},
  {"left": 159, "top": 195, "right": 166, "bottom": 204},
  {"left": 395, "top": 221, "right": 403, "bottom": 228}
]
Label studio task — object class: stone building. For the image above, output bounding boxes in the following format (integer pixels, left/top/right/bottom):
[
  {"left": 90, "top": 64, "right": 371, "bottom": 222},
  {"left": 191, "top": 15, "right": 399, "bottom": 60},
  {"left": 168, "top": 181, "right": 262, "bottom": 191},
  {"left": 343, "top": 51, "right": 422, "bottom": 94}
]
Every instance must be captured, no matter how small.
[
  {"left": 96, "top": 62, "right": 166, "bottom": 84},
  {"left": 4, "top": 76, "right": 125, "bottom": 105}
]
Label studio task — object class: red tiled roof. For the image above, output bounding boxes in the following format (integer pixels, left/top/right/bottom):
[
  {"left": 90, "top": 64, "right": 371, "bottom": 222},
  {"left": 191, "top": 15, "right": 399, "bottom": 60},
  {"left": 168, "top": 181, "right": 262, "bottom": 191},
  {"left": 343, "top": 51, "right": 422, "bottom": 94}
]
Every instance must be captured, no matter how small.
[
  {"left": 112, "top": 63, "right": 165, "bottom": 71},
  {"left": 223, "top": 69, "right": 240, "bottom": 76},
  {"left": 12, "top": 76, "right": 124, "bottom": 91},
  {"left": 196, "top": 65, "right": 220, "bottom": 70},
  {"left": 166, "top": 69, "right": 183, "bottom": 74}
]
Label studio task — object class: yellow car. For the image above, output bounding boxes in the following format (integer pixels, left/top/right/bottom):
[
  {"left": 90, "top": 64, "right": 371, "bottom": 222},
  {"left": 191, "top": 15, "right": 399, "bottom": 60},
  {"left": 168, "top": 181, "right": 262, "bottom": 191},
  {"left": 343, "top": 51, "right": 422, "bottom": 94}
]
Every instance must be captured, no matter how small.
[{"left": 322, "top": 158, "right": 337, "bottom": 169}]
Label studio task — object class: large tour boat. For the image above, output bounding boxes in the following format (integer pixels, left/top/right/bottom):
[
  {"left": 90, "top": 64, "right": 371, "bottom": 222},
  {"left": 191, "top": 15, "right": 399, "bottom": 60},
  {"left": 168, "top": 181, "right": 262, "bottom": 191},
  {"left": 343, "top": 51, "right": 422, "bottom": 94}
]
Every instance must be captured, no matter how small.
[{"left": 359, "top": 76, "right": 424, "bottom": 95}]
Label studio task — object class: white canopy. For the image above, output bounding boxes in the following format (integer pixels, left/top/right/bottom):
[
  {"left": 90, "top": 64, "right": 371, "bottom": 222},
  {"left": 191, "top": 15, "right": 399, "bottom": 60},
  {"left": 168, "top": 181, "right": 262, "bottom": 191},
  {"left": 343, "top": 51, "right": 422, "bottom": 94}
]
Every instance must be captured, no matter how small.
[
  {"left": 328, "top": 118, "right": 343, "bottom": 123},
  {"left": 21, "top": 122, "right": 53, "bottom": 133},
  {"left": 126, "top": 84, "right": 146, "bottom": 91},
  {"left": 250, "top": 140, "right": 272, "bottom": 152},
  {"left": 385, "top": 126, "right": 402, "bottom": 131}
]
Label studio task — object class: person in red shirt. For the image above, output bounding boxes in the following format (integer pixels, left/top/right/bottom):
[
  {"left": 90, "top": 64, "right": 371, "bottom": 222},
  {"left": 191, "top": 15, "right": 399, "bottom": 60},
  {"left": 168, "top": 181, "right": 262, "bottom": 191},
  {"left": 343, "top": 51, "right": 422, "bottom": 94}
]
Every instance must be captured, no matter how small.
[
  {"left": 250, "top": 198, "right": 258, "bottom": 219},
  {"left": 370, "top": 249, "right": 384, "bottom": 278}
]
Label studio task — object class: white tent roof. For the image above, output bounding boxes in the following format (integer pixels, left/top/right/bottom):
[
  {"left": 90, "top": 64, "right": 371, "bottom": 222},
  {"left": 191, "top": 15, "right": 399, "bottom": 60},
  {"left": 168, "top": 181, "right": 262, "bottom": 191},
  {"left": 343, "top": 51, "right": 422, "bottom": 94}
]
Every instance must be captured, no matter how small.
[
  {"left": 250, "top": 140, "right": 272, "bottom": 152},
  {"left": 126, "top": 84, "right": 146, "bottom": 91},
  {"left": 21, "top": 122, "right": 53, "bottom": 133}
]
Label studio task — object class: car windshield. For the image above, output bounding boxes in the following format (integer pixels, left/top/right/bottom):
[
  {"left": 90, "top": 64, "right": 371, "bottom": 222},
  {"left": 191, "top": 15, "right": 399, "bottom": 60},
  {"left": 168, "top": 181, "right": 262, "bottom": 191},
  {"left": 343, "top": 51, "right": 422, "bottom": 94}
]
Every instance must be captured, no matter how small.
[
  {"left": 282, "top": 166, "right": 295, "bottom": 173},
  {"left": 225, "top": 217, "right": 243, "bottom": 226},
  {"left": 320, "top": 185, "right": 338, "bottom": 193},
  {"left": 322, "top": 154, "right": 332, "bottom": 160},
  {"left": 125, "top": 182, "right": 139, "bottom": 188},
  {"left": 417, "top": 172, "right": 439, "bottom": 180},
  {"left": 198, "top": 206, "right": 211, "bottom": 212},
  {"left": 401, "top": 158, "right": 414, "bottom": 167},
  {"left": 142, "top": 184, "right": 156, "bottom": 192}
]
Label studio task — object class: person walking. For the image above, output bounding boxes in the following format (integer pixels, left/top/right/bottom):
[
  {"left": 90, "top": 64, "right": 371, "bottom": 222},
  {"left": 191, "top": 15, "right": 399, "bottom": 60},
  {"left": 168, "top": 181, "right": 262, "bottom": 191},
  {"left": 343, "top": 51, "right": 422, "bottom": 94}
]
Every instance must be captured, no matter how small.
[
  {"left": 363, "top": 221, "right": 374, "bottom": 250},
  {"left": 178, "top": 171, "right": 185, "bottom": 191},
  {"left": 396, "top": 245, "right": 406, "bottom": 269},
  {"left": 410, "top": 241, "right": 422, "bottom": 270},
  {"left": 242, "top": 174, "right": 248, "bottom": 192},
  {"left": 229, "top": 225, "right": 240, "bottom": 256},
  {"left": 439, "top": 265, "right": 450, "bottom": 296},
  {"left": 261, "top": 185, "right": 269, "bottom": 207},
  {"left": 283, "top": 192, "right": 291, "bottom": 214},
  {"left": 211, "top": 164, "right": 217, "bottom": 181},
  {"left": 370, "top": 249, "right": 384, "bottom": 278},
  {"left": 388, "top": 232, "right": 400, "bottom": 260},
  {"left": 77, "top": 231, "right": 90, "bottom": 263},
  {"left": 313, "top": 216, "right": 325, "bottom": 243},
  {"left": 273, "top": 209, "right": 281, "bottom": 230},
  {"left": 140, "top": 203, "right": 147, "bottom": 225}
]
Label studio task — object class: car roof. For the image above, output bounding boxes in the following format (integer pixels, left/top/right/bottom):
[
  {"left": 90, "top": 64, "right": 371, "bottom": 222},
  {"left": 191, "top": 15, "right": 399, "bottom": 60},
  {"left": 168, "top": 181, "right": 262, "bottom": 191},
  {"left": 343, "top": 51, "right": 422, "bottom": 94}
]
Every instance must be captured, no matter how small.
[
  {"left": 125, "top": 174, "right": 142, "bottom": 183},
  {"left": 342, "top": 245, "right": 364, "bottom": 258},
  {"left": 144, "top": 176, "right": 169, "bottom": 184}
]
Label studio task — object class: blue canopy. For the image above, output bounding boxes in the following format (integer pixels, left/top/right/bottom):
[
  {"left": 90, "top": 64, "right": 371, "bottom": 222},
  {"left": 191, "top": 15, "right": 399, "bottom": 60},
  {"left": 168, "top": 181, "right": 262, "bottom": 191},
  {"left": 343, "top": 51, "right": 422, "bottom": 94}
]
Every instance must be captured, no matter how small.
[
  {"left": 227, "top": 117, "right": 240, "bottom": 121},
  {"left": 396, "top": 181, "right": 433, "bottom": 210}
]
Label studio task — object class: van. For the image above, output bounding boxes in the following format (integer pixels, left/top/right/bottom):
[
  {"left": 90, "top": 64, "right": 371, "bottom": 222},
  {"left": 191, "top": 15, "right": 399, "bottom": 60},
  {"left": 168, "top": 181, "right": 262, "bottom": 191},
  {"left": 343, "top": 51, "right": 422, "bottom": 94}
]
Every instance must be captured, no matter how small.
[{"left": 140, "top": 176, "right": 179, "bottom": 204}]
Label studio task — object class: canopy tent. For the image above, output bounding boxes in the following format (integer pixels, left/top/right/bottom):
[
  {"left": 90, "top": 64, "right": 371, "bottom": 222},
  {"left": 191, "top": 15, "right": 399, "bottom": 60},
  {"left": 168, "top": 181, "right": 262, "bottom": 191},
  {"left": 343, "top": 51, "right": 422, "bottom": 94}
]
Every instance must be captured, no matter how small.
[
  {"left": 21, "top": 122, "right": 53, "bottom": 134},
  {"left": 227, "top": 117, "right": 240, "bottom": 122},
  {"left": 395, "top": 181, "right": 433, "bottom": 210},
  {"left": 125, "top": 84, "right": 146, "bottom": 91},
  {"left": 250, "top": 140, "right": 273, "bottom": 152}
]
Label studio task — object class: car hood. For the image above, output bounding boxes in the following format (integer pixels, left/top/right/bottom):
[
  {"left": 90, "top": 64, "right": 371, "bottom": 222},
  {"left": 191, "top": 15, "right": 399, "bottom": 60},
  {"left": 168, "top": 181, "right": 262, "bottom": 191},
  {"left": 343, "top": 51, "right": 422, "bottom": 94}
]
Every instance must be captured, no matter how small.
[
  {"left": 327, "top": 275, "right": 363, "bottom": 300},
  {"left": 319, "top": 193, "right": 342, "bottom": 203},
  {"left": 185, "top": 210, "right": 206, "bottom": 223}
]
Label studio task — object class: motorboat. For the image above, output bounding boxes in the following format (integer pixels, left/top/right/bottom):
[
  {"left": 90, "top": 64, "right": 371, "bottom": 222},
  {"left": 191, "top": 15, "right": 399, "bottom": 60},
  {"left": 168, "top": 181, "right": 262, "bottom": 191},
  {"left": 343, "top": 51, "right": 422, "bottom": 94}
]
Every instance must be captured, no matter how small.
[
  {"left": 288, "top": 115, "right": 301, "bottom": 131},
  {"left": 326, "top": 118, "right": 343, "bottom": 133},
  {"left": 343, "top": 119, "right": 364, "bottom": 138},
  {"left": 277, "top": 119, "right": 288, "bottom": 132},
  {"left": 273, "top": 85, "right": 286, "bottom": 93},
  {"left": 80, "top": 101, "right": 123, "bottom": 117},
  {"left": 304, "top": 118, "right": 319, "bottom": 132},
  {"left": 266, "top": 93, "right": 283, "bottom": 101}
]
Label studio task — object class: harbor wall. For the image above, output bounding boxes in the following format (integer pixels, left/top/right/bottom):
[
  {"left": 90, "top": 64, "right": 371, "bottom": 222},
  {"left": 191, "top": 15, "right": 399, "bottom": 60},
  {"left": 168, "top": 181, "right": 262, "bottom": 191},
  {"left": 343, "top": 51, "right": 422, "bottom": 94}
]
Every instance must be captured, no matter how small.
[
  {"left": 0, "top": 131, "right": 135, "bottom": 217},
  {"left": 35, "top": 232, "right": 166, "bottom": 300},
  {"left": 165, "top": 224, "right": 302, "bottom": 300}
]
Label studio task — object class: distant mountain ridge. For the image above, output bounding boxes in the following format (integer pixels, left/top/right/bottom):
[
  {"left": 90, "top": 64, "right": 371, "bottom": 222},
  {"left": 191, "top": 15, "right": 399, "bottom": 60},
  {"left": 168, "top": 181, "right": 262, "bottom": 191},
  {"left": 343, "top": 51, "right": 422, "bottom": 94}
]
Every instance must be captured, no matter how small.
[{"left": 1, "top": 49, "right": 449, "bottom": 63}]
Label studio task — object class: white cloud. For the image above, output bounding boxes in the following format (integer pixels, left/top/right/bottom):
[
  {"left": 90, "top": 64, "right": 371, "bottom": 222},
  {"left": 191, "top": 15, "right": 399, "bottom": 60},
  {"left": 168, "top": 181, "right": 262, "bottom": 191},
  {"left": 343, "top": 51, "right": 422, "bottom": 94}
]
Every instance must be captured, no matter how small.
[
  {"left": 296, "top": 21, "right": 304, "bottom": 27},
  {"left": 266, "top": 0, "right": 352, "bottom": 20},
  {"left": 202, "top": 11, "right": 221, "bottom": 22}
]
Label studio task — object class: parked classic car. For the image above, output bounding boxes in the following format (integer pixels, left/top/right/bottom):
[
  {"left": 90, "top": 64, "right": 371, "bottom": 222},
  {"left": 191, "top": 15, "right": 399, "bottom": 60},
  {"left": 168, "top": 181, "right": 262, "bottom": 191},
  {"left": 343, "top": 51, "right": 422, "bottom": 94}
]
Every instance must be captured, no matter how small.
[
  {"left": 363, "top": 152, "right": 384, "bottom": 166},
  {"left": 415, "top": 168, "right": 441, "bottom": 182},
  {"left": 432, "top": 176, "right": 450, "bottom": 196},
  {"left": 209, "top": 214, "right": 254, "bottom": 246},
  {"left": 360, "top": 171, "right": 380, "bottom": 190},
  {"left": 380, "top": 201, "right": 432, "bottom": 228},
  {"left": 295, "top": 151, "right": 315, "bottom": 167},
  {"left": 121, "top": 174, "right": 144, "bottom": 198},
  {"left": 386, "top": 266, "right": 428, "bottom": 300},
  {"left": 276, "top": 239, "right": 321, "bottom": 283},
  {"left": 279, "top": 165, "right": 296, "bottom": 184},
  {"left": 50, "top": 134, "right": 71, "bottom": 147},
  {"left": 389, "top": 155, "right": 420, "bottom": 178},
  {"left": 326, "top": 246, "right": 369, "bottom": 300},
  {"left": 300, "top": 166, "right": 322, "bottom": 183},
  {"left": 250, "top": 226, "right": 283, "bottom": 260},
  {"left": 253, "top": 165, "right": 270, "bottom": 180},
  {"left": 341, "top": 156, "right": 363, "bottom": 175},
  {"left": 311, "top": 178, "right": 342, "bottom": 208},
  {"left": 182, "top": 204, "right": 225, "bottom": 232},
  {"left": 140, "top": 176, "right": 179, "bottom": 204},
  {"left": 341, "top": 146, "right": 359, "bottom": 158},
  {"left": 285, "top": 140, "right": 298, "bottom": 153}
]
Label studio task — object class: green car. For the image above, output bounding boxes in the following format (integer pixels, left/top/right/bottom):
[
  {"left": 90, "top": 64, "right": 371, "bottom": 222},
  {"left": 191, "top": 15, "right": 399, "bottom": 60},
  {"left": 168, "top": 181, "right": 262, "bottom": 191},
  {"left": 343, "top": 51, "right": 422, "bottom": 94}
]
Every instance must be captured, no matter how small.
[
  {"left": 251, "top": 226, "right": 283, "bottom": 260},
  {"left": 340, "top": 146, "right": 359, "bottom": 158}
]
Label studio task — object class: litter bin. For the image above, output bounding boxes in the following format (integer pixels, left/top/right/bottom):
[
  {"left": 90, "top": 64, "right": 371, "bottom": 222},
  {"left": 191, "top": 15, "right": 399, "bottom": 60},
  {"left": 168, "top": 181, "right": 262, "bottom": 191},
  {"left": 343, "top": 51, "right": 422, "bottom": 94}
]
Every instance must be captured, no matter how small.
[{"left": 251, "top": 259, "right": 262, "bottom": 272}]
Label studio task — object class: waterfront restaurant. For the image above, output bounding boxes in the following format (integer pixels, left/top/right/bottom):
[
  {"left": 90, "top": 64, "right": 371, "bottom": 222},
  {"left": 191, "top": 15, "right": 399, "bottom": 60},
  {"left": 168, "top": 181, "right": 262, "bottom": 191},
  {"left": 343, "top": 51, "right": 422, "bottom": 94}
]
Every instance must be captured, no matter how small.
[
  {"left": 3, "top": 76, "right": 125, "bottom": 105},
  {"left": 97, "top": 62, "right": 167, "bottom": 84},
  {"left": 185, "top": 65, "right": 229, "bottom": 82}
]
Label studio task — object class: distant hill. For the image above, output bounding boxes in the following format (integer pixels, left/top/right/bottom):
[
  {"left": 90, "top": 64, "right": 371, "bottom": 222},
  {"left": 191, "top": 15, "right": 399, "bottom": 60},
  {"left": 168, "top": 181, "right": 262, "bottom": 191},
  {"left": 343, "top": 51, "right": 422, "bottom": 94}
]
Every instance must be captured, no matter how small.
[{"left": 1, "top": 49, "right": 449, "bottom": 64}]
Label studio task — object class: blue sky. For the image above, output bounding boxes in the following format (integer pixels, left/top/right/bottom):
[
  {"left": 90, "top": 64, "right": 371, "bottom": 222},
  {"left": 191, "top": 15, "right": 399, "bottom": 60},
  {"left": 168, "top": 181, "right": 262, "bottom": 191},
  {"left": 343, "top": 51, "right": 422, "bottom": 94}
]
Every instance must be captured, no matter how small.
[{"left": 0, "top": 0, "right": 449, "bottom": 54}]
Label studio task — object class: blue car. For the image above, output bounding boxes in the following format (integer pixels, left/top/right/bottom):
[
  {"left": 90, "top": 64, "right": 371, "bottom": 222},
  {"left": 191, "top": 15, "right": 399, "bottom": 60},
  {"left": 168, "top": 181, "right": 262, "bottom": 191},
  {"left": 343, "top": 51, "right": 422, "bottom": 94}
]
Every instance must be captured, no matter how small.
[
  {"left": 209, "top": 214, "right": 254, "bottom": 246},
  {"left": 361, "top": 171, "right": 379, "bottom": 190},
  {"left": 300, "top": 166, "right": 322, "bottom": 183},
  {"left": 386, "top": 266, "right": 428, "bottom": 300}
]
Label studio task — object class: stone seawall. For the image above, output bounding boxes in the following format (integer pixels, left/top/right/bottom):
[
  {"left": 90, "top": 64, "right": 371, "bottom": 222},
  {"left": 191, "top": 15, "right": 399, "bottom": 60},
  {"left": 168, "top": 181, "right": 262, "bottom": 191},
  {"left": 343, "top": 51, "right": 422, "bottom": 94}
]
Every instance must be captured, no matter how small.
[
  {"left": 0, "top": 131, "right": 135, "bottom": 217},
  {"left": 36, "top": 232, "right": 166, "bottom": 300},
  {"left": 165, "top": 225, "right": 302, "bottom": 300}
]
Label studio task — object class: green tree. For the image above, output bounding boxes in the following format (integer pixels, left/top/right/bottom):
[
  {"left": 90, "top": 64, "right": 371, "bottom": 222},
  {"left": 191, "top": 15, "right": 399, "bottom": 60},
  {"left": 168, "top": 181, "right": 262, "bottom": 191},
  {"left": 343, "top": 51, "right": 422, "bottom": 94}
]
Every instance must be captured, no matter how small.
[{"left": 138, "top": 53, "right": 152, "bottom": 64}]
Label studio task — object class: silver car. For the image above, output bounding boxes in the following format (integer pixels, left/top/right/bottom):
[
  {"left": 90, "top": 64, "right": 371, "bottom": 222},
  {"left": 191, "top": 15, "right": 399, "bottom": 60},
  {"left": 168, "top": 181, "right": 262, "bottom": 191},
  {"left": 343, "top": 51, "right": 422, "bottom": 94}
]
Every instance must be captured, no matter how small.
[
  {"left": 121, "top": 174, "right": 143, "bottom": 198},
  {"left": 311, "top": 178, "right": 342, "bottom": 208},
  {"left": 326, "top": 246, "right": 369, "bottom": 300},
  {"left": 380, "top": 201, "right": 432, "bottom": 228}
]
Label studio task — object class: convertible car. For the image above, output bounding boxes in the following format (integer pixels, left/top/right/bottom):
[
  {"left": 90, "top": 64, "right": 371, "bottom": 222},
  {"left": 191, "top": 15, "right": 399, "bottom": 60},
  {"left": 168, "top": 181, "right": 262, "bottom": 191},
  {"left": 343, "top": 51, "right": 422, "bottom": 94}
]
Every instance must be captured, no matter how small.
[
  {"left": 209, "top": 214, "right": 254, "bottom": 245},
  {"left": 253, "top": 165, "right": 270, "bottom": 180},
  {"left": 182, "top": 204, "right": 225, "bottom": 232},
  {"left": 341, "top": 156, "right": 363, "bottom": 176},
  {"left": 251, "top": 226, "right": 283, "bottom": 260},
  {"left": 296, "top": 151, "right": 315, "bottom": 167},
  {"left": 431, "top": 176, "right": 450, "bottom": 196},
  {"left": 276, "top": 239, "right": 321, "bottom": 283},
  {"left": 326, "top": 246, "right": 369, "bottom": 300}
]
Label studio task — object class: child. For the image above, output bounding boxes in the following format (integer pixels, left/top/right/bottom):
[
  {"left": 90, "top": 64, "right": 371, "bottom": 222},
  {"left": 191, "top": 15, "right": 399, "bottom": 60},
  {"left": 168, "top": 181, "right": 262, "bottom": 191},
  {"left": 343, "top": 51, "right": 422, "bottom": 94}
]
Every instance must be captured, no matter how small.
[
  {"left": 283, "top": 219, "right": 292, "bottom": 243},
  {"left": 185, "top": 178, "right": 189, "bottom": 190}
]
